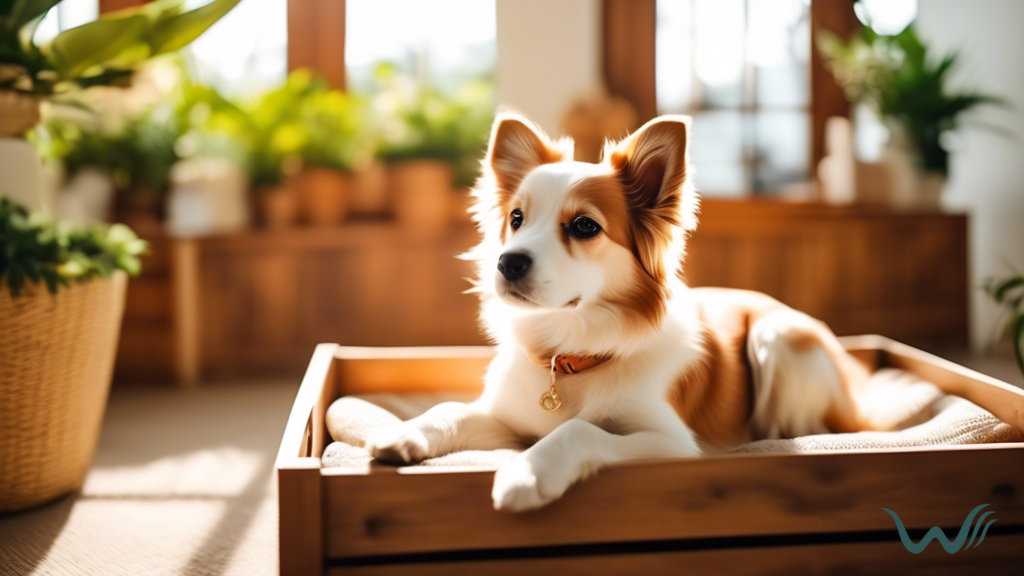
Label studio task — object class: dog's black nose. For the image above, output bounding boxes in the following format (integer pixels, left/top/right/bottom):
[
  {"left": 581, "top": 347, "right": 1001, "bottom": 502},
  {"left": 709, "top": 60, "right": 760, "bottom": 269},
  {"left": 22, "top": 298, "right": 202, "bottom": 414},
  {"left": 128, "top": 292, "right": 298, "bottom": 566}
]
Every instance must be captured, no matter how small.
[{"left": 497, "top": 252, "right": 532, "bottom": 282}]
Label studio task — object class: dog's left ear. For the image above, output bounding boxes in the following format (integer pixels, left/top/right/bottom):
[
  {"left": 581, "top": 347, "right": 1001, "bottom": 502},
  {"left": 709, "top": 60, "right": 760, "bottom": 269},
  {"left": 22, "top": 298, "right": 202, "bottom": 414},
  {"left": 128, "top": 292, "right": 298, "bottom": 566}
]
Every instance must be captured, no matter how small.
[
  {"left": 608, "top": 115, "right": 697, "bottom": 278},
  {"left": 487, "top": 113, "right": 565, "bottom": 195}
]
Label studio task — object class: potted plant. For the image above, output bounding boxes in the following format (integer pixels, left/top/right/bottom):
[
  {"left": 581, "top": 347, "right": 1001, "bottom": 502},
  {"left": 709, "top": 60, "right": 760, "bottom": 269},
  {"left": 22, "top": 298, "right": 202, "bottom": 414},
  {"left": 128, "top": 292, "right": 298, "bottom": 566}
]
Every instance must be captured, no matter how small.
[
  {"left": 986, "top": 273, "right": 1024, "bottom": 378},
  {"left": 294, "top": 86, "right": 369, "bottom": 226},
  {"left": 0, "top": 198, "right": 146, "bottom": 512},
  {"left": 0, "top": 0, "right": 239, "bottom": 513},
  {"left": 819, "top": 23, "right": 1003, "bottom": 207},
  {"left": 373, "top": 67, "right": 472, "bottom": 237},
  {"left": 1, "top": 0, "right": 242, "bottom": 209},
  {"left": 243, "top": 71, "right": 319, "bottom": 228}
]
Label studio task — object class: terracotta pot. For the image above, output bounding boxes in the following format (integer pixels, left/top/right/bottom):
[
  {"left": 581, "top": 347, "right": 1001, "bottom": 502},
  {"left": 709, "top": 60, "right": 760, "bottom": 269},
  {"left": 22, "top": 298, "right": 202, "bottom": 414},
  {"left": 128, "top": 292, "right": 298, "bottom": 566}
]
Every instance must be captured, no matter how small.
[
  {"left": 349, "top": 161, "right": 391, "bottom": 216},
  {"left": 258, "top": 184, "right": 299, "bottom": 229},
  {"left": 298, "top": 168, "right": 348, "bottom": 226},
  {"left": 389, "top": 160, "right": 453, "bottom": 237},
  {"left": 0, "top": 89, "right": 41, "bottom": 138}
]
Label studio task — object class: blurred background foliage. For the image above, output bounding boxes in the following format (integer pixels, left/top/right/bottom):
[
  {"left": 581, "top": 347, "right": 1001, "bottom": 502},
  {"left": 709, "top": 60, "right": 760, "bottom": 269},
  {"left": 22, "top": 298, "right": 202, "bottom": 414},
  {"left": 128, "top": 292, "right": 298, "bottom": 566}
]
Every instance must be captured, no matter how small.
[{"left": 31, "top": 56, "right": 495, "bottom": 197}]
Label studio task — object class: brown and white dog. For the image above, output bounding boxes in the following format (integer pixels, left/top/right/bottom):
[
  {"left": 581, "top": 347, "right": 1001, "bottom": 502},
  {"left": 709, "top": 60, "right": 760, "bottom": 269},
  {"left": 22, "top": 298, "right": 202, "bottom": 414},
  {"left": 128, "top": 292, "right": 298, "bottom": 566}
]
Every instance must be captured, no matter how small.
[{"left": 365, "top": 113, "right": 877, "bottom": 511}]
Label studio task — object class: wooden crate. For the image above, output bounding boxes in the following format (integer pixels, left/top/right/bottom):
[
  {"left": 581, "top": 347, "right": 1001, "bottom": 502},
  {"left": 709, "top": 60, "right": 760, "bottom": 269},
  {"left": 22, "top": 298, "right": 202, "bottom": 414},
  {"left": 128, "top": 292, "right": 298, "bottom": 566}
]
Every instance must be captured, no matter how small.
[{"left": 276, "top": 337, "right": 1024, "bottom": 575}]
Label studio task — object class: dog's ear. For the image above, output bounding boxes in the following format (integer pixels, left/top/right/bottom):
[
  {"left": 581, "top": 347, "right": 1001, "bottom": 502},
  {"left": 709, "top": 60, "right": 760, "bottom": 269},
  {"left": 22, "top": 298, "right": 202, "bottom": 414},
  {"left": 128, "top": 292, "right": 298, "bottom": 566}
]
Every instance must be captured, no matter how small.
[
  {"left": 487, "top": 113, "right": 565, "bottom": 194},
  {"left": 607, "top": 115, "right": 697, "bottom": 279}
]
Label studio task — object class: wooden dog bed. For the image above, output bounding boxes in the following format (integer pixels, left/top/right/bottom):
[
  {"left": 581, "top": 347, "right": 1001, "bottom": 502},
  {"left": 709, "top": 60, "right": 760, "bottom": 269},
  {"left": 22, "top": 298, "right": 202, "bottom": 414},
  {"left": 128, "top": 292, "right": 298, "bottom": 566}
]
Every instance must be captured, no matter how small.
[{"left": 276, "top": 336, "right": 1024, "bottom": 575}]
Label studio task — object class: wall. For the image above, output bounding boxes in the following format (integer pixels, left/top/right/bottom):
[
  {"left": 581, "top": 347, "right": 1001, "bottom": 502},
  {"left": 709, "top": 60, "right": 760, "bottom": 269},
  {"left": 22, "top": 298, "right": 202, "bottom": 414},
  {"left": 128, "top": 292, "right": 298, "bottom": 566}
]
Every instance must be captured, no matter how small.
[
  {"left": 915, "top": 0, "right": 1024, "bottom": 349},
  {"left": 495, "top": 0, "right": 602, "bottom": 136}
]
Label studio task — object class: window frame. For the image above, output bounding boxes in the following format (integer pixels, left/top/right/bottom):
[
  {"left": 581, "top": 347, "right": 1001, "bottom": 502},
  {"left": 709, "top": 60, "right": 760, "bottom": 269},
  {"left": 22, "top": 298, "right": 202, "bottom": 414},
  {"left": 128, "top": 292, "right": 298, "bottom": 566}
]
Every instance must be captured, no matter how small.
[{"left": 603, "top": 0, "right": 858, "bottom": 192}]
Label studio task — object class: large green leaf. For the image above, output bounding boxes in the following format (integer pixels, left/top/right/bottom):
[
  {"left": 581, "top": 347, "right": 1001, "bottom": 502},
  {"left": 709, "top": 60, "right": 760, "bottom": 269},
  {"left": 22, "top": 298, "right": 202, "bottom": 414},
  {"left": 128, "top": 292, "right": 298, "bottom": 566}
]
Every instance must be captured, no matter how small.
[
  {"left": 149, "top": 0, "right": 242, "bottom": 56},
  {"left": 42, "top": 13, "right": 149, "bottom": 79}
]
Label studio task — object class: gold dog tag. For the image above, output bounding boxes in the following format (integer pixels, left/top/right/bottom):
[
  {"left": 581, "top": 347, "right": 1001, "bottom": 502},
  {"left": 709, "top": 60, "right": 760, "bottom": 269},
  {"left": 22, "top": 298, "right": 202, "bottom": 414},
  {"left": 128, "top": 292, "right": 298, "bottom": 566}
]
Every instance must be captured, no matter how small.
[{"left": 539, "top": 358, "right": 562, "bottom": 412}]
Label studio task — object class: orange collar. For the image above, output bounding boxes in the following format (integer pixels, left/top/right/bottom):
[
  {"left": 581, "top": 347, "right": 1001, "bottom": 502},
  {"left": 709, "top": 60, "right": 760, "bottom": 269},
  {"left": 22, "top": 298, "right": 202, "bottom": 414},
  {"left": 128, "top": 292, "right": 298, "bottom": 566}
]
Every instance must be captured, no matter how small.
[{"left": 537, "top": 354, "right": 610, "bottom": 375}]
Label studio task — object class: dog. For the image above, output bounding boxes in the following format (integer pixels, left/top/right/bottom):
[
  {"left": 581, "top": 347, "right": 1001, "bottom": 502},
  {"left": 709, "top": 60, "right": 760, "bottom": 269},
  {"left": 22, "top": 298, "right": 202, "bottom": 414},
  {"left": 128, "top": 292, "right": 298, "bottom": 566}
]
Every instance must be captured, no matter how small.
[{"left": 364, "top": 113, "right": 878, "bottom": 512}]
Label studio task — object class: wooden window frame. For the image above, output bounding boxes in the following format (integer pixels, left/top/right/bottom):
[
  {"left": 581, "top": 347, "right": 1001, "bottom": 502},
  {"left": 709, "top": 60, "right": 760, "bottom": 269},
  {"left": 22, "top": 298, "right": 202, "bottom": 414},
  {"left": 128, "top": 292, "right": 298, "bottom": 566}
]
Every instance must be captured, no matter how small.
[{"left": 603, "top": 0, "right": 858, "bottom": 188}]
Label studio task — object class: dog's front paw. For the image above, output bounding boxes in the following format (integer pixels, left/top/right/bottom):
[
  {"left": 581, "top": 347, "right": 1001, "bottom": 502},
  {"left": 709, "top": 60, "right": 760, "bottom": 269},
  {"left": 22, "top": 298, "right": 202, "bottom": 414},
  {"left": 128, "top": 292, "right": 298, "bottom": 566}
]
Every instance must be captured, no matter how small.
[
  {"left": 492, "top": 456, "right": 567, "bottom": 512},
  {"left": 364, "top": 424, "right": 430, "bottom": 464}
]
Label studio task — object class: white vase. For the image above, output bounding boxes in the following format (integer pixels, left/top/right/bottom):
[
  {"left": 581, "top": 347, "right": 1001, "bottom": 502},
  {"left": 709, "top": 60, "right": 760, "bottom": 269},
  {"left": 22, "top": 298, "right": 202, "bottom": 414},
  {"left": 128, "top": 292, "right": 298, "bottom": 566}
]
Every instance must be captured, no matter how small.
[{"left": 0, "top": 137, "right": 44, "bottom": 211}]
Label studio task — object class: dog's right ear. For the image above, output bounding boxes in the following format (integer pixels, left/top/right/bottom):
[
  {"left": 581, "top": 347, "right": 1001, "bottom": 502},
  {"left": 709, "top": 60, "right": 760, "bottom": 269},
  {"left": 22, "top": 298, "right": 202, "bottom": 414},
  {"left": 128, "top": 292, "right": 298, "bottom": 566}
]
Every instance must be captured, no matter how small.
[{"left": 487, "top": 113, "right": 565, "bottom": 194}]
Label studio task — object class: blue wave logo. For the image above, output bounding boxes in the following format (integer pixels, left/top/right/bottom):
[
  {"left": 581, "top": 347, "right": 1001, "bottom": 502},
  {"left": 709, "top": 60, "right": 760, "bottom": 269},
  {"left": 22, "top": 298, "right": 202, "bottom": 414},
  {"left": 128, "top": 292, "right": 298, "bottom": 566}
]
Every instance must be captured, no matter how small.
[{"left": 882, "top": 504, "right": 998, "bottom": 554}]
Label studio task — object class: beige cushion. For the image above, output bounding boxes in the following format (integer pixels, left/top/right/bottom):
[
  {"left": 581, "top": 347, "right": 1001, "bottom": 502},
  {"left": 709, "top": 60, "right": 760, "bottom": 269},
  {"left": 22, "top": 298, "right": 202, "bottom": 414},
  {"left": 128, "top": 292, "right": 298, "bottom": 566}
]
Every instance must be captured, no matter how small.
[{"left": 323, "top": 369, "right": 1023, "bottom": 469}]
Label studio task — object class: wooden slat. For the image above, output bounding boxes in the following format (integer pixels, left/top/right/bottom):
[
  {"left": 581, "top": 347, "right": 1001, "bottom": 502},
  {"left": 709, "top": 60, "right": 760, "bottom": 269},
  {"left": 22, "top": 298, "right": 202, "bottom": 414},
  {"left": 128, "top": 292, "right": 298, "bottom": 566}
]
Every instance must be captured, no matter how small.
[
  {"left": 602, "top": 0, "right": 657, "bottom": 125},
  {"left": 335, "top": 346, "right": 493, "bottom": 395},
  {"left": 278, "top": 344, "right": 339, "bottom": 575},
  {"left": 277, "top": 343, "right": 339, "bottom": 466},
  {"left": 876, "top": 337, "right": 1024, "bottom": 433},
  {"left": 322, "top": 444, "right": 1024, "bottom": 558},
  {"left": 329, "top": 534, "right": 1024, "bottom": 576},
  {"left": 288, "top": 0, "right": 347, "bottom": 90},
  {"left": 278, "top": 459, "right": 323, "bottom": 576}
]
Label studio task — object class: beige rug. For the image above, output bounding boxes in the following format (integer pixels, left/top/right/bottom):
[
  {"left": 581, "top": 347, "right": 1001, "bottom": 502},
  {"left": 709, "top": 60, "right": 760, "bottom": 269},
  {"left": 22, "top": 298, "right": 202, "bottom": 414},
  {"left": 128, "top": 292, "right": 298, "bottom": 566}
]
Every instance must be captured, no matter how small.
[{"left": 0, "top": 381, "right": 298, "bottom": 576}]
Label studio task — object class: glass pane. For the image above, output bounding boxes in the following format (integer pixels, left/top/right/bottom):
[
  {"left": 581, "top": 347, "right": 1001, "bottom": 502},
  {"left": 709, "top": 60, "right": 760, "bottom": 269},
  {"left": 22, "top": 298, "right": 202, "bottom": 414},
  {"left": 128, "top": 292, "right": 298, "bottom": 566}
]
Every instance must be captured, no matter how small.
[
  {"left": 655, "top": 0, "right": 693, "bottom": 113},
  {"left": 753, "top": 110, "right": 809, "bottom": 191},
  {"left": 346, "top": 0, "right": 497, "bottom": 94},
  {"left": 691, "top": 111, "right": 748, "bottom": 195},
  {"left": 693, "top": 0, "right": 745, "bottom": 108},
  {"left": 656, "top": 0, "right": 811, "bottom": 195},
  {"left": 184, "top": 0, "right": 289, "bottom": 98}
]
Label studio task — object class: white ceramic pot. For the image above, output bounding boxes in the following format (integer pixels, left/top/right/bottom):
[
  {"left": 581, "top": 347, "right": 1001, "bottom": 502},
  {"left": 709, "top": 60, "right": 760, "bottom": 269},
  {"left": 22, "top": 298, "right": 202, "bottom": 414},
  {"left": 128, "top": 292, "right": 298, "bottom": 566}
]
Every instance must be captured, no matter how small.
[{"left": 0, "top": 137, "right": 44, "bottom": 211}]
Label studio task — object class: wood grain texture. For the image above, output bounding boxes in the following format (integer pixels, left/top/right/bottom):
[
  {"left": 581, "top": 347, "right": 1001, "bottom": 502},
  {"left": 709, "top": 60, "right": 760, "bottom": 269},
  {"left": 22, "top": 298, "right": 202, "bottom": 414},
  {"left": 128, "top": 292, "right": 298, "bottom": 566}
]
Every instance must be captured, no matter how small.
[
  {"left": 603, "top": 0, "right": 657, "bottom": 125},
  {"left": 195, "top": 224, "right": 481, "bottom": 378},
  {"left": 116, "top": 202, "right": 969, "bottom": 380},
  {"left": 278, "top": 458, "right": 323, "bottom": 576},
  {"left": 687, "top": 201, "right": 970, "bottom": 348},
  {"left": 321, "top": 445, "right": 1024, "bottom": 558},
  {"left": 288, "top": 0, "right": 346, "bottom": 89},
  {"left": 277, "top": 339, "right": 1024, "bottom": 570},
  {"left": 328, "top": 535, "right": 1024, "bottom": 576}
]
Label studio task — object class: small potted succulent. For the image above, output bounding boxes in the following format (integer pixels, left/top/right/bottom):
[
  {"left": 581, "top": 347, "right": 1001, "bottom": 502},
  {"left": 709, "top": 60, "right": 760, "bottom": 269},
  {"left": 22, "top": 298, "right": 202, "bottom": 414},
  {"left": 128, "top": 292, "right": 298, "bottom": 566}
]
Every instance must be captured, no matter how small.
[{"left": 0, "top": 198, "right": 146, "bottom": 512}]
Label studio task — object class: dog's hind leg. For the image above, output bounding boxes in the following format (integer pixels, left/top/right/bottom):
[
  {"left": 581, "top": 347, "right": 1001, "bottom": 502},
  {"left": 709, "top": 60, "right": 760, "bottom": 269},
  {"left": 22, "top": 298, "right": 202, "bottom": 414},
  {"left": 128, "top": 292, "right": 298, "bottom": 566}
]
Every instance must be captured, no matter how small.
[{"left": 747, "top": 309, "right": 873, "bottom": 439}]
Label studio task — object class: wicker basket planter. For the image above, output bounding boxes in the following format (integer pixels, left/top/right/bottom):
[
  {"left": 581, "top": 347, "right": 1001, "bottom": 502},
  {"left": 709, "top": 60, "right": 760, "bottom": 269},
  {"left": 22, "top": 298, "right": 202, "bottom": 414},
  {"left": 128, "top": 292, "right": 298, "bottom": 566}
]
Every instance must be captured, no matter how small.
[{"left": 0, "top": 272, "right": 128, "bottom": 512}]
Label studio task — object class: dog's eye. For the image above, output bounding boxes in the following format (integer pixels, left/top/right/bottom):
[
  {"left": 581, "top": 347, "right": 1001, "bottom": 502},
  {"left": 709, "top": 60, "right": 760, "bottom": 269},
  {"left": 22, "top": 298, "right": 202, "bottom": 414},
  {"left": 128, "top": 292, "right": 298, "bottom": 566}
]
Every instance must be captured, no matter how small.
[
  {"left": 569, "top": 216, "right": 601, "bottom": 239},
  {"left": 510, "top": 209, "right": 524, "bottom": 231}
]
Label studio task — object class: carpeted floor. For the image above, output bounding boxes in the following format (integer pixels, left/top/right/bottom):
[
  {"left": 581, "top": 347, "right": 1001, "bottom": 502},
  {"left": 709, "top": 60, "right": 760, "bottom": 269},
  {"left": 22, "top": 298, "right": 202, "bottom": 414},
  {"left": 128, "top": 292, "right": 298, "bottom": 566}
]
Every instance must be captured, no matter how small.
[{"left": 0, "top": 380, "right": 299, "bottom": 576}]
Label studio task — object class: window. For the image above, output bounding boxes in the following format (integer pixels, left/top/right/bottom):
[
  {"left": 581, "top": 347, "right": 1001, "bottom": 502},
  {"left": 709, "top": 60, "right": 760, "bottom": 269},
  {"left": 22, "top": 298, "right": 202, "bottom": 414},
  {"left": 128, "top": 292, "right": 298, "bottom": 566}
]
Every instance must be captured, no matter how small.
[
  {"left": 345, "top": 0, "right": 496, "bottom": 94},
  {"left": 656, "top": 0, "right": 811, "bottom": 196},
  {"left": 184, "top": 0, "right": 288, "bottom": 98},
  {"left": 33, "top": 0, "right": 98, "bottom": 44}
]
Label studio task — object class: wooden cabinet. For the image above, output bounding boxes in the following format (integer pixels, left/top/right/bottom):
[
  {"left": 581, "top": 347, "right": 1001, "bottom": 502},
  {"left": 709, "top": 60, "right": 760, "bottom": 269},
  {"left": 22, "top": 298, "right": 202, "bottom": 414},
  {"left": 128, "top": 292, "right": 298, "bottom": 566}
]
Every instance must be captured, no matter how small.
[{"left": 115, "top": 201, "right": 969, "bottom": 383}]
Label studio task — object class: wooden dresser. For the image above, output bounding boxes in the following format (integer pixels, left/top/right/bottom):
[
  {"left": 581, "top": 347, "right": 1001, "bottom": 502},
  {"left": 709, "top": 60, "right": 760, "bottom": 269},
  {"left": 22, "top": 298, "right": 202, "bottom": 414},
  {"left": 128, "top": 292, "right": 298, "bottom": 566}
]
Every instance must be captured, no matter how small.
[{"left": 115, "top": 200, "right": 969, "bottom": 384}]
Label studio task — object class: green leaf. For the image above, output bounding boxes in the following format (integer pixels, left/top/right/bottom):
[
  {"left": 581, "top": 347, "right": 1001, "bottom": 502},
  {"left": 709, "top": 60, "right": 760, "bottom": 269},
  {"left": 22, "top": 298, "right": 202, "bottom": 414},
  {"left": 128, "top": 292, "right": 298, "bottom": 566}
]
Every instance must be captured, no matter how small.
[
  {"left": 42, "top": 14, "right": 150, "bottom": 79},
  {"left": 6, "top": 0, "right": 61, "bottom": 33},
  {"left": 148, "top": 0, "right": 242, "bottom": 56},
  {"left": 992, "top": 276, "right": 1024, "bottom": 302}
]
